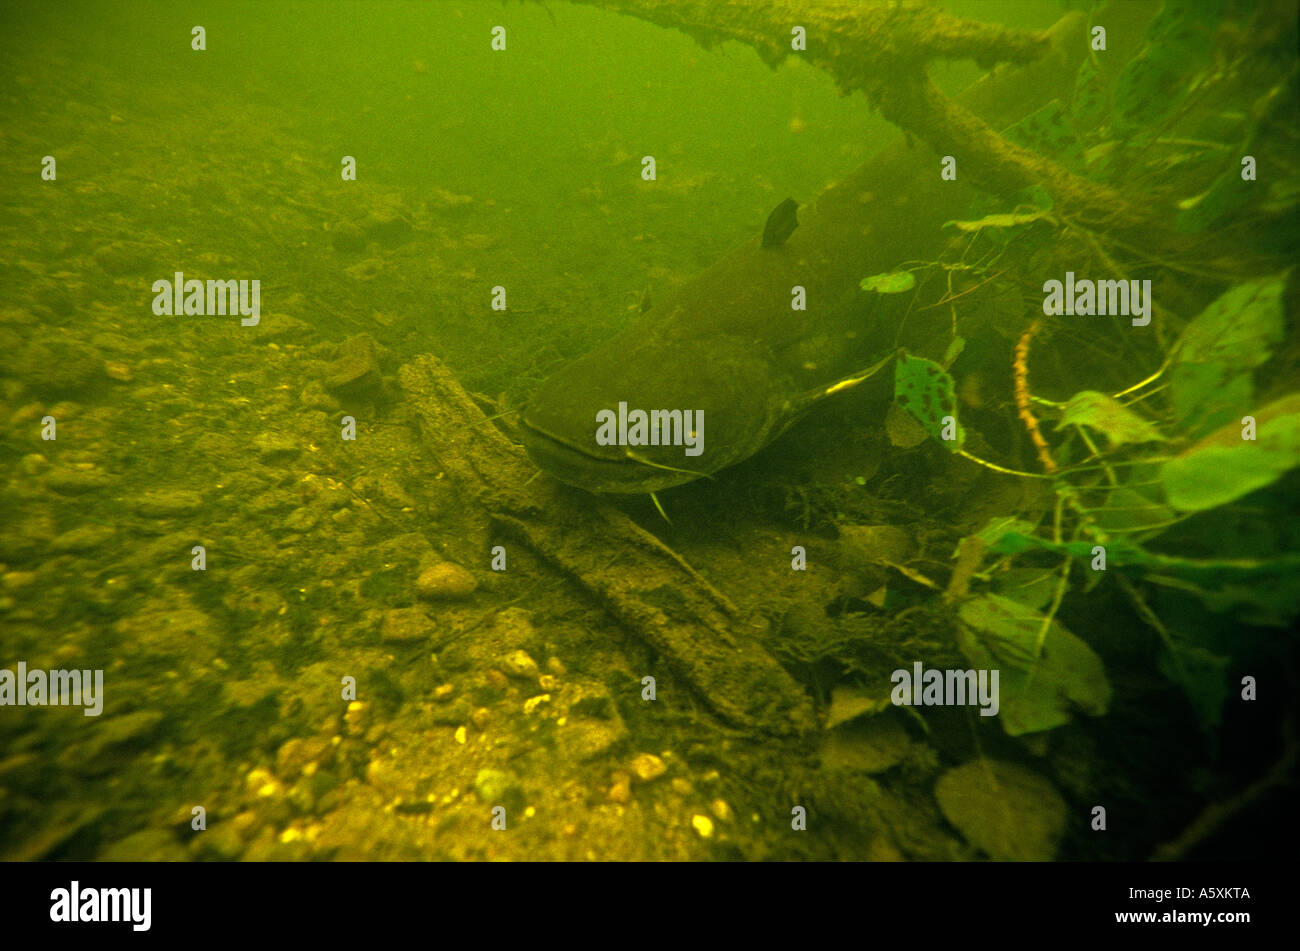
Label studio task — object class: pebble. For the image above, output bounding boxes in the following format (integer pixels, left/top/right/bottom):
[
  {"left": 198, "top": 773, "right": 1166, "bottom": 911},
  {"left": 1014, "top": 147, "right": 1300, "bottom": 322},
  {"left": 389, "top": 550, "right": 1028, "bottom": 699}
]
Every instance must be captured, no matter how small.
[
  {"left": 473, "top": 768, "right": 513, "bottom": 804},
  {"left": 691, "top": 814, "right": 715, "bottom": 839},
  {"left": 254, "top": 432, "right": 301, "bottom": 463},
  {"left": 132, "top": 489, "right": 203, "bottom": 517},
  {"left": 608, "top": 771, "right": 631, "bottom": 803},
  {"left": 18, "top": 453, "right": 49, "bottom": 476},
  {"left": 499, "top": 649, "right": 538, "bottom": 678},
  {"left": 2, "top": 571, "right": 38, "bottom": 590},
  {"left": 45, "top": 467, "right": 114, "bottom": 495},
  {"left": 630, "top": 753, "right": 667, "bottom": 783},
  {"left": 380, "top": 608, "right": 436, "bottom": 645},
  {"left": 415, "top": 562, "right": 477, "bottom": 600},
  {"left": 104, "top": 360, "right": 133, "bottom": 382},
  {"left": 344, "top": 701, "right": 366, "bottom": 735},
  {"left": 50, "top": 524, "right": 116, "bottom": 553}
]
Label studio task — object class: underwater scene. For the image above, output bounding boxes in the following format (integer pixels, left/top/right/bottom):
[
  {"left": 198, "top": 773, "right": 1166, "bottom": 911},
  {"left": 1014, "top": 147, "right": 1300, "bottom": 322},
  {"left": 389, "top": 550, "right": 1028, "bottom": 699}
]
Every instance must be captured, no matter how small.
[{"left": 1, "top": 0, "right": 1297, "bottom": 869}]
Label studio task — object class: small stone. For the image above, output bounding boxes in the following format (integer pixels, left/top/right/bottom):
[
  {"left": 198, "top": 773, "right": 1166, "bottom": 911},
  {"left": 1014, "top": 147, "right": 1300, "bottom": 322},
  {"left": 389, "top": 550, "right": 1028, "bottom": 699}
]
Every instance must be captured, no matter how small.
[
  {"left": 380, "top": 607, "right": 436, "bottom": 644},
  {"left": 485, "top": 669, "right": 507, "bottom": 689},
  {"left": 362, "top": 209, "right": 413, "bottom": 247},
  {"left": 608, "top": 771, "right": 631, "bottom": 803},
  {"left": 691, "top": 814, "right": 715, "bottom": 838},
  {"left": 473, "top": 768, "right": 514, "bottom": 805},
  {"left": 470, "top": 706, "right": 491, "bottom": 729},
  {"left": 1, "top": 571, "right": 37, "bottom": 590},
  {"left": 325, "top": 333, "right": 382, "bottom": 394},
  {"left": 538, "top": 674, "right": 559, "bottom": 691},
  {"left": 344, "top": 701, "right": 366, "bottom": 735},
  {"left": 19, "top": 454, "right": 49, "bottom": 476},
  {"left": 711, "top": 799, "right": 734, "bottom": 823},
  {"left": 283, "top": 507, "right": 318, "bottom": 533},
  {"left": 276, "top": 736, "right": 331, "bottom": 781},
  {"left": 330, "top": 221, "right": 366, "bottom": 253},
  {"left": 299, "top": 380, "right": 339, "bottom": 413},
  {"left": 254, "top": 432, "right": 301, "bottom": 463},
  {"left": 245, "top": 767, "right": 283, "bottom": 798},
  {"left": 499, "top": 649, "right": 538, "bottom": 678},
  {"left": 45, "top": 468, "right": 114, "bottom": 495},
  {"left": 51, "top": 524, "right": 116, "bottom": 553},
  {"left": 432, "top": 683, "right": 456, "bottom": 702},
  {"left": 132, "top": 489, "right": 203, "bottom": 517},
  {"left": 545, "top": 656, "right": 566, "bottom": 676},
  {"left": 104, "top": 360, "right": 133, "bottom": 382},
  {"left": 490, "top": 607, "right": 536, "bottom": 649},
  {"left": 630, "top": 753, "right": 667, "bottom": 783},
  {"left": 523, "top": 694, "right": 550, "bottom": 715},
  {"left": 416, "top": 562, "right": 478, "bottom": 600}
]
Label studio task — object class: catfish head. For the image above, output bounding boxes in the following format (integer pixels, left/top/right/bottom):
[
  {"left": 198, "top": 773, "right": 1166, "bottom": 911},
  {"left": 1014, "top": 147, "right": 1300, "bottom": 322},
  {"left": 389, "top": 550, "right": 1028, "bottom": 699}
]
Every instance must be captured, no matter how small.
[{"left": 521, "top": 327, "right": 799, "bottom": 494}]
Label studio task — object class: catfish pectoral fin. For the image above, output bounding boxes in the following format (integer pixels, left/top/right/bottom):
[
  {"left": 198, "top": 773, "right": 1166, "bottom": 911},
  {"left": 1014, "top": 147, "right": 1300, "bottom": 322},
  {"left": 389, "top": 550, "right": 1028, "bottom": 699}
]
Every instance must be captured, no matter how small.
[{"left": 791, "top": 350, "right": 897, "bottom": 411}]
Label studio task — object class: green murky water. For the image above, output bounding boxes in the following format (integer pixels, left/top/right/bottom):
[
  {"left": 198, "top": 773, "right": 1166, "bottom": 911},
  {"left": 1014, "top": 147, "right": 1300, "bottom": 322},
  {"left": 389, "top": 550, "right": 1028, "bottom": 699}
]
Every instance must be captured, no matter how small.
[{"left": 1, "top": 0, "right": 1297, "bottom": 861}]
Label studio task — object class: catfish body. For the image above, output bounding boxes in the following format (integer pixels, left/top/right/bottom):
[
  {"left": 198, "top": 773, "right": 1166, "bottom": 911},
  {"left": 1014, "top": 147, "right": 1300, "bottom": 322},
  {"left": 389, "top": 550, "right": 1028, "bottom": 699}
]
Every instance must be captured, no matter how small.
[{"left": 521, "top": 16, "right": 1089, "bottom": 494}]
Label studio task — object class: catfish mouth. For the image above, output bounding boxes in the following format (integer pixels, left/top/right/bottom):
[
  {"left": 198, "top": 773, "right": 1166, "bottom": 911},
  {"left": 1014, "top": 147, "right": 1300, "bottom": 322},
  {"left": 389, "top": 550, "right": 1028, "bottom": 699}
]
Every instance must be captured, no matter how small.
[{"left": 519, "top": 416, "right": 705, "bottom": 494}]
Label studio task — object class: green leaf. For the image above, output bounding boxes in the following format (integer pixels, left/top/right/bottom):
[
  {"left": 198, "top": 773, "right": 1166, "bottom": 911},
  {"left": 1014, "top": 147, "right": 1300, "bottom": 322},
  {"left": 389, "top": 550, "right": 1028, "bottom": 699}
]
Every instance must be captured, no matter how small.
[
  {"left": 1093, "top": 486, "right": 1175, "bottom": 540},
  {"left": 970, "top": 516, "right": 1037, "bottom": 550},
  {"left": 1069, "top": 56, "right": 1106, "bottom": 130},
  {"left": 1112, "top": 2, "right": 1218, "bottom": 134},
  {"left": 941, "top": 335, "right": 965, "bottom": 368},
  {"left": 1002, "top": 100, "right": 1082, "bottom": 168},
  {"left": 956, "top": 594, "right": 1111, "bottom": 736},
  {"left": 859, "top": 271, "right": 915, "bottom": 294},
  {"left": 1176, "top": 164, "right": 1255, "bottom": 233},
  {"left": 893, "top": 351, "right": 964, "bottom": 450},
  {"left": 1175, "top": 276, "right": 1285, "bottom": 368},
  {"left": 1161, "top": 393, "right": 1300, "bottom": 512},
  {"left": 1057, "top": 390, "right": 1166, "bottom": 447},
  {"left": 1171, "top": 275, "right": 1286, "bottom": 437},
  {"left": 992, "top": 568, "right": 1059, "bottom": 612},
  {"left": 1158, "top": 642, "right": 1231, "bottom": 731}
]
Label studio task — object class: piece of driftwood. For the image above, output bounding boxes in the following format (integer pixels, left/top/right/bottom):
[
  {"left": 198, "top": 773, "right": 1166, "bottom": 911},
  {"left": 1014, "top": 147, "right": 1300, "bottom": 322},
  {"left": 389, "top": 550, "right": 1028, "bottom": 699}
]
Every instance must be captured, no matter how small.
[
  {"left": 400, "top": 354, "right": 818, "bottom": 736},
  {"left": 566, "top": 0, "right": 1162, "bottom": 235}
]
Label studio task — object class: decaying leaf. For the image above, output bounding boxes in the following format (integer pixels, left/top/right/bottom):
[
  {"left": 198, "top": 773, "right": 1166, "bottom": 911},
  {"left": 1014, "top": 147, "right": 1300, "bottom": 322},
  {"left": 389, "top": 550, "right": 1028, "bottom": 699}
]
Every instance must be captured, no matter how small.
[{"left": 935, "top": 758, "right": 1067, "bottom": 861}]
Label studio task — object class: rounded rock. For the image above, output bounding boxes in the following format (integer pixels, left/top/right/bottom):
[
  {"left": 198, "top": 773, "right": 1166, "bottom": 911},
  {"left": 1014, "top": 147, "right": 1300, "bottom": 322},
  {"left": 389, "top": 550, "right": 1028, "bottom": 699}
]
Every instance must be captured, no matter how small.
[{"left": 416, "top": 562, "right": 478, "bottom": 600}]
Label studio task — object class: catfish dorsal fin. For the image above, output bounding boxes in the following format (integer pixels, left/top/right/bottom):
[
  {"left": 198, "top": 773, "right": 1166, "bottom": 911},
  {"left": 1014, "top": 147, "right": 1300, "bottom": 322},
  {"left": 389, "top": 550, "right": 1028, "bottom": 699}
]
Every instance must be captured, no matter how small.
[{"left": 762, "top": 197, "right": 799, "bottom": 248}]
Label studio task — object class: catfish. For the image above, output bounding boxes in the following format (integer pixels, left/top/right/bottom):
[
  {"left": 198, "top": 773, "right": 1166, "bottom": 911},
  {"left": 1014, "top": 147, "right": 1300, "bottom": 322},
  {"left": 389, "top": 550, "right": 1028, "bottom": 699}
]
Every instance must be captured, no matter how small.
[{"left": 521, "top": 13, "right": 1092, "bottom": 495}]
